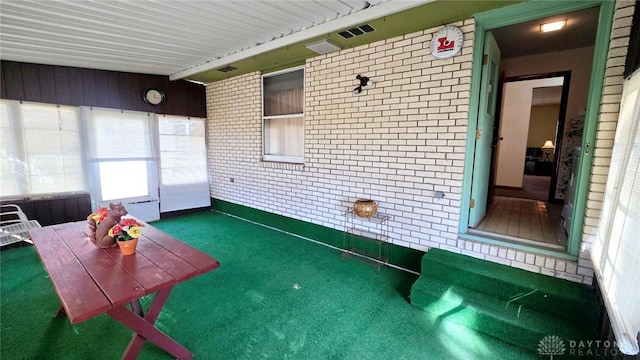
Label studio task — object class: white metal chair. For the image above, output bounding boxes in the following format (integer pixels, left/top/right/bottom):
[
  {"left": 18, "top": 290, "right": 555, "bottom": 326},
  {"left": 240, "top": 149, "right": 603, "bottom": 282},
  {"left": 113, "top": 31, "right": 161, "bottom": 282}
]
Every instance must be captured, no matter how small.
[{"left": 0, "top": 204, "right": 41, "bottom": 247}]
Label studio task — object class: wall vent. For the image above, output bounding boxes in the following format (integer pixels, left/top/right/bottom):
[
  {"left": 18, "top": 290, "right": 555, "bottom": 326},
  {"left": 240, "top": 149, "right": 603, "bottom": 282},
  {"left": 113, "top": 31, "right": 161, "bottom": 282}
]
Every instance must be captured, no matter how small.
[
  {"left": 217, "top": 65, "right": 237, "bottom": 73},
  {"left": 305, "top": 39, "right": 341, "bottom": 55},
  {"left": 338, "top": 24, "right": 376, "bottom": 39}
]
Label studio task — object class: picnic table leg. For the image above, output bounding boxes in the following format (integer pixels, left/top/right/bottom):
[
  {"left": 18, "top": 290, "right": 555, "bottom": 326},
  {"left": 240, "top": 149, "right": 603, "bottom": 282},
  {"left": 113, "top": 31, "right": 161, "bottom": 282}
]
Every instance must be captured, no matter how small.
[
  {"left": 107, "top": 287, "right": 193, "bottom": 360},
  {"left": 56, "top": 306, "right": 67, "bottom": 318},
  {"left": 130, "top": 299, "right": 143, "bottom": 316},
  {"left": 123, "top": 290, "right": 171, "bottom": 357}
]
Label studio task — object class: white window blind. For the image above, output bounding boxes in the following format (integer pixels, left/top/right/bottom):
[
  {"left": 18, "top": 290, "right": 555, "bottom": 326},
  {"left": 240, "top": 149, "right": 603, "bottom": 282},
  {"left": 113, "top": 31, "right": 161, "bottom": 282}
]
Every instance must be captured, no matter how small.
[
  {"left": 90, "top": 108, "right": 153, "bottom": 159},
  {"left": 87, "top": 108, "right": 154, "bottom": 203},
  {"left": 158, "top": 115, "right": 210, "bottom": 212},
  {"left": 0, "top": 100, "right": 85, "bottom": 197},
  {"left": 159, "top": 115, "right": 207, "bottom": 185},
  {"left": 263, "top": 67, "right": 304, "bottom": 163},
  {"left": 591, "top": 69, "right": 640, "bottom": 355}
]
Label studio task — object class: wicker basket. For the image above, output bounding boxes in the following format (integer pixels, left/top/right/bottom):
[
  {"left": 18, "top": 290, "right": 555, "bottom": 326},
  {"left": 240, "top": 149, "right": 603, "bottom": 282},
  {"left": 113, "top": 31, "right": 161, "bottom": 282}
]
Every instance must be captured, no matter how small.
[{"left": 353, "top": 199, "right": 378, "bottom": 218}]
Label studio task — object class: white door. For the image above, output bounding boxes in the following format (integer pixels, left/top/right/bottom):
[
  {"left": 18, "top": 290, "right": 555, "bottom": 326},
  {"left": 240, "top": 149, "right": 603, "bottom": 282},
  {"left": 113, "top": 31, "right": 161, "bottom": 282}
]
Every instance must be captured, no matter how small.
[
  {"left": 95, "top": 160, "right": 160, "bottom": 222},
  {"left": 85, "top": 108, "right": 160, "bottom": 222},
  {"left": 157, "top": 115, "right": 210, "bottom": 212}
]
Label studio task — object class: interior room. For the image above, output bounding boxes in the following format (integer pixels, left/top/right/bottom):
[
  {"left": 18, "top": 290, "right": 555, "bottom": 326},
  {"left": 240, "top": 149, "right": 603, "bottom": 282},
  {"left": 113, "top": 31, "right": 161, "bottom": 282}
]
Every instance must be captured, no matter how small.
[
  {"left": 1, "top": 1, "right": 639, "bottom": 359},
  {"left": 483, "top": 78, "right": 569, "bottom": 250},
  {"left": 471, "top": 7, "right": 597, "bottom": 252}
]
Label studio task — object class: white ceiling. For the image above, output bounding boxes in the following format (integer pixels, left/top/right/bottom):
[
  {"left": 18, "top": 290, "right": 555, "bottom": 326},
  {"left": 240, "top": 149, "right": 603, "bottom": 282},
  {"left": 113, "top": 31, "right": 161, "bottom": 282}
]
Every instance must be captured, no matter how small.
[
  {"left": 0, "top": 0, "right": 431, "bottom": 80},
  {"left": 0, "top": 1, "right": 600, "bottom": 83}
]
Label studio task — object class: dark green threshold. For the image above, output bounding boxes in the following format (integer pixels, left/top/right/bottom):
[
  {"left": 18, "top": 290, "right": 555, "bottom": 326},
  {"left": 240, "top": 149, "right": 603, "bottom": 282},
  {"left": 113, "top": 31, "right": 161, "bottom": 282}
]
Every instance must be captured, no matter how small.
[{"left": 212, "top": 198, "right": 424, "bottom": 273}]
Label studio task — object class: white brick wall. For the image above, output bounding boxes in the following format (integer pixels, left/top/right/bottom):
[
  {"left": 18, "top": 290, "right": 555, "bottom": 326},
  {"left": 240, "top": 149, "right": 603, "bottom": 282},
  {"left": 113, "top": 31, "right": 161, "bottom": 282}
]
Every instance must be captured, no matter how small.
[
  {"left": 206, "top": 1, "right": 634, "bottom": 285},
  {"left": 208, "top": 19, "right": 476, "bottom": 242}
]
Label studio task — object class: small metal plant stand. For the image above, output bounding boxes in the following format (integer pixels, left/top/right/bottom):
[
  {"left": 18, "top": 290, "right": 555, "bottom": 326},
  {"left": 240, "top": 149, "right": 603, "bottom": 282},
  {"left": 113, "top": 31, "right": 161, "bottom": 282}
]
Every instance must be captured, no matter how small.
[{"left": 342, "top": 208, "right": 390, "bottom": 273}]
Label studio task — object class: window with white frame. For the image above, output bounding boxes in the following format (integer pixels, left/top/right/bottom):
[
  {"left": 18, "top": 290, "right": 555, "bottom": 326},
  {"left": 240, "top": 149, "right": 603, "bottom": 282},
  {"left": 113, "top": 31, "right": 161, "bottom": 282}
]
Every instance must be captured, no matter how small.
[
  {"left": 0, "top": 100, "right": 85, "bottom": 198},
  {"left": 1, "top": 100, "right": 209, "bottom": 217},
  {"left": 591, "top": 69, "right": 640, "bottom": 355},
  {"left": 262, "top": 67, "right": 304, "bottom": 163}
]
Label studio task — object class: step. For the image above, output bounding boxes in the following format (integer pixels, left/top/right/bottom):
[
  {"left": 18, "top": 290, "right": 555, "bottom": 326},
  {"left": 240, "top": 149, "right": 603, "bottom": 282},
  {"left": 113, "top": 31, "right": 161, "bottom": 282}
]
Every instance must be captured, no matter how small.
[
  {"left": 418, "top": 249, "right": 599, "bottom": 328},
  {"left": 410, "top": 276, "right": 596, "bottom": 353}
]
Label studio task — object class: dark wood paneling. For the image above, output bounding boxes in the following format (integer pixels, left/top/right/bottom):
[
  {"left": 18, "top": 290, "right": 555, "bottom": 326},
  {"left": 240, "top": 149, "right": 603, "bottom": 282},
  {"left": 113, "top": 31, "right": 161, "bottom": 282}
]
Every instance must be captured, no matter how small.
[
  {"left": 117, "top": 72, "right": 131, "bottom": 110},
  {"left": 1, "top": 60, "right": 206, "bottom": 118},
  {"left": 32, "top": 200, "right": 52, "bottom": 226},
  {"left": 106, "top": 70, "right": 120, "bottom": 109},
  {"left": 38, "top": 65, "right": 57, "bottom": 104},
  {"left": 68, "top": 67, "right": 84, "bottom": 106},
  {"left": 93, "top": 69, "right": 108, "bottom": 107},
  {"left": 128, "top": 74, "right": 144, "bottom": 110},
  {"left": 54, "top": 67, "right": 71, "bottom": 105},
  {"left": 1, "top": 193, "right": 92, "bottom": 227},
  {"left": 0, "top": 65, "right": 6, "bottom": 98},
  {"left": 21, "top": 63, "right": 41, "bottom": 100},
  {"left": 49, "top": 198, "right": 67, "bottom": 224},
  {"left": 81, "top": 67, "right": 97, "bottom": 106},
  {"left": 1, "top": 62, "right": 24, "bottom": 99}
]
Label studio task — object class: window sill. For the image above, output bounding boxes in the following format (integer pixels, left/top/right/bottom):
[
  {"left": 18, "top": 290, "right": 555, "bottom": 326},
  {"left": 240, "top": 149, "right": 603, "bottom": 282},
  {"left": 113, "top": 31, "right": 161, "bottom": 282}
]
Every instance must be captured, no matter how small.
[{"left": 260, "top": 161, "right": 305, "bottom": 171}]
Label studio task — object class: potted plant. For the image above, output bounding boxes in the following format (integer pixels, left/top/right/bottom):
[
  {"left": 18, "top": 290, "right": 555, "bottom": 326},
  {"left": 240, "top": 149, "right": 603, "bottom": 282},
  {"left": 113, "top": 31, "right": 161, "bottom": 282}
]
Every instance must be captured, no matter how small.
[{"left": 108, "top": 217, "right": 145, "bottom": 255}]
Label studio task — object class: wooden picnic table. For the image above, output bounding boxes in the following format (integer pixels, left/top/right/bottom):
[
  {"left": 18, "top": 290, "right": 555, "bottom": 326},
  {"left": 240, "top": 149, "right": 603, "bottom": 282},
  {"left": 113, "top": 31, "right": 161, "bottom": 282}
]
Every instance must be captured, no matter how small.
[{"left": 29, "top": 220, "right": 220, "bottom": 360}]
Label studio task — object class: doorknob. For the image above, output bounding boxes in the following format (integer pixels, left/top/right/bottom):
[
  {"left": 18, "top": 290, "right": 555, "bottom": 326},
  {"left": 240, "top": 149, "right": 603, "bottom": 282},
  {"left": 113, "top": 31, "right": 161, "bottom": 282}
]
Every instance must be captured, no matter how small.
[{"left": 494, "top": 137, "right": 504, "bottom": 141}]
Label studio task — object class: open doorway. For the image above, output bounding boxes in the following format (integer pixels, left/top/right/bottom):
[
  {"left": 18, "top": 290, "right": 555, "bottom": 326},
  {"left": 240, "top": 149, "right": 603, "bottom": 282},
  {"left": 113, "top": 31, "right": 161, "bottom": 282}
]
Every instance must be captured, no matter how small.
[
  {"left": 495, "top": 82, "right": 563, "bottom": 201},
  {"left": 466, "top": 5, "right": 600, "bottom": 252},
  {"left": 478, "top": 73, "right": 570, "bottom": 250}
]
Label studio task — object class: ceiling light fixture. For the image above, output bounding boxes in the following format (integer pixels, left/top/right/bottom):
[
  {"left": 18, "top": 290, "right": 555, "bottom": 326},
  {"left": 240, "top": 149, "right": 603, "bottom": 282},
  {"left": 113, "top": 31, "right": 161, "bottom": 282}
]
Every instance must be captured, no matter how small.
[
  {"left": 540, "top": 20, "right": 566, "bottom": 33},
  {"left": 353, "top": 74, "right": 373, "bottom": 95}
]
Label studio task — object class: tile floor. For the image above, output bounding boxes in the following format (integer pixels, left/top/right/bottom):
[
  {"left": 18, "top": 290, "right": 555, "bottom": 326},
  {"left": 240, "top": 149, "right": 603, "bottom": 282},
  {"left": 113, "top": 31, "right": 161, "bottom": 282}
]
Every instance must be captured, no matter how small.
[{"left": 473, "top": 196, "right": 568, "bottom": 250}]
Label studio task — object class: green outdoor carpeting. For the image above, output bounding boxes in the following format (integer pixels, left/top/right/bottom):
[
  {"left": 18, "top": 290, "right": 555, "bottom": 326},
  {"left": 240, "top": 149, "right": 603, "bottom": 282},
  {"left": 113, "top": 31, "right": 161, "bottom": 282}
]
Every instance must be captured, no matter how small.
[
  {"left": 2, "top": 211, "right": 542, "bottom": 360},
  {"left": 410, "top": 248, "right": 601, "bottom": 355}
]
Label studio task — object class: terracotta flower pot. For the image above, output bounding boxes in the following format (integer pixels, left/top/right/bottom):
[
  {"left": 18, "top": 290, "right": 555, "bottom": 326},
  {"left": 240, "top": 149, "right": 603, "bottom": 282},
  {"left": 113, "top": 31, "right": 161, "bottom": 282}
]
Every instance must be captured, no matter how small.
[
  {"left": 117, "top": 238, "right": 138, "bottom": 255},
  {"left": 353, "top": 199, "right": 378, "bottom": 218}
]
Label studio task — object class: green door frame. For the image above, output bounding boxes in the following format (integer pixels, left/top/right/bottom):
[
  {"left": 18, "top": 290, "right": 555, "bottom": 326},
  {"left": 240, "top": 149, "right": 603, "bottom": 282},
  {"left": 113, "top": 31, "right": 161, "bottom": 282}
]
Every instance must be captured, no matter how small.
[{"left": 460, "top": 0, "right": 615, "bottom": 257}]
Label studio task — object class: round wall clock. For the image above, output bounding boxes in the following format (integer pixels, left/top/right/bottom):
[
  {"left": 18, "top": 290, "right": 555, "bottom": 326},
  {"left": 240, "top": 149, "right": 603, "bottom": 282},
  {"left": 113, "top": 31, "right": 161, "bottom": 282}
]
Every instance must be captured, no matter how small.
[
  {"left": 430, "top": 26, "right": 464, "bottom": 59},
  {"left": 143, "top": 88, "right": 165, "bottom": 106}
]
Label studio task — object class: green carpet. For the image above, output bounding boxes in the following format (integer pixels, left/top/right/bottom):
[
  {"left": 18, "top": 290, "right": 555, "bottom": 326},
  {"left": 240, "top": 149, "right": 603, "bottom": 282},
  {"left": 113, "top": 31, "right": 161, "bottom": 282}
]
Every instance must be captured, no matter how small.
[
  {"left": 2, "top": 211, "right": 539, "bottom": 359},
  {"left": 410, "top": 249, "right": 601, "bottom": 356}
]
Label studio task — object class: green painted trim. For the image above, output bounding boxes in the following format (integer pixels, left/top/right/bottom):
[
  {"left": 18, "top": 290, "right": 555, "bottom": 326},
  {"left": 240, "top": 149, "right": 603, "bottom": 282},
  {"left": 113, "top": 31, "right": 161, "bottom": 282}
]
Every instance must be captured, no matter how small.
[
  {"left": 474, "top": 1, "right": 602, "bottom": 30},
  {"left": 568, "top": 0, "right": 615, "bottom": 257},
  {"left": 460, "top": 233, "right": 579, "bottom": 261},
  {"left": 211, "top": 198, "right": 424, "bottom": 272},
  {"left": 462, "top": 0, "right": 615, "bottom": 258}
]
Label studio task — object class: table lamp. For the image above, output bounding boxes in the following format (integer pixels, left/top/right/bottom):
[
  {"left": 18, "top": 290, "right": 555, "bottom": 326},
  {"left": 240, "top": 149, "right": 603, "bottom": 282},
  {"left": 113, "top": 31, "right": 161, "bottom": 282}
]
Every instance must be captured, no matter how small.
[{"left": 541, "top": 140, "right": 555, "bottom": 161}]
